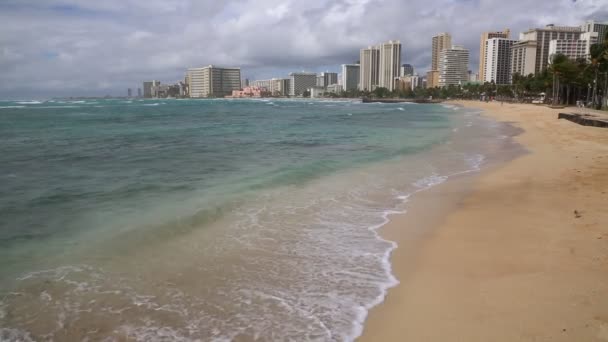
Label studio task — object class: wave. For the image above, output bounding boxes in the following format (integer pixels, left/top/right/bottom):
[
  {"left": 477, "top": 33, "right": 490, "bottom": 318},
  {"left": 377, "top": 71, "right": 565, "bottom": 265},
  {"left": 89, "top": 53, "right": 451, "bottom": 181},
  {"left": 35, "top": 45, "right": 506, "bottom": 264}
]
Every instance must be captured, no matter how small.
[
  {"left": 0, "top": 106, "right": 25, "bottom": 109},
  {"left": 15, "top": 101, "right": 43, "bottom": 104}
]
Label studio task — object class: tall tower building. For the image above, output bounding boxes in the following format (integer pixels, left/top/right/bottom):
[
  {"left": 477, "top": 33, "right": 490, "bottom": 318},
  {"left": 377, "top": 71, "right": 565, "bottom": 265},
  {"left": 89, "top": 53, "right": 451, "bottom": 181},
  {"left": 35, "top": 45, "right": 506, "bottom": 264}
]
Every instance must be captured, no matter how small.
[
  {"left": 137, "top": 88, "right": 142, "bottom": 97},
  {"left": 341, "top": 64, "right": 360, "bottom": 91},
  {"left": 438, "top": 45, "right": 469, "bottom": 87},
  {"left": 127, "top": 88, "right": 132, "bottom": 97},
  {"left": 429, "top": 33, "right": 452, "bottom": 87},
  {"left": 359, "top": 46, "right": 380, "bottom": 91},
  {"left": 479, "top": 29, "right": 510, "bottom": 81},
  {"left": 484, "top": 38, "right": 516, "bottom": 84},
  {"left": 378, "top": 40, "right": 402, "bottom": 91},
  {"left": 187, "top": 65, "right": 241, "bottom": 98}
]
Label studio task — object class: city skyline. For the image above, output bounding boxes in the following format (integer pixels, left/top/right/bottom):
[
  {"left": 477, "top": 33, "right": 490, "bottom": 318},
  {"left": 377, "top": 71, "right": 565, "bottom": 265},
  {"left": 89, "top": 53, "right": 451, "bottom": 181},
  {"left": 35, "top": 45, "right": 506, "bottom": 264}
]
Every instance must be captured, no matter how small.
[{"left": 0, "top": 0, "right": 607, "bottom": 98}]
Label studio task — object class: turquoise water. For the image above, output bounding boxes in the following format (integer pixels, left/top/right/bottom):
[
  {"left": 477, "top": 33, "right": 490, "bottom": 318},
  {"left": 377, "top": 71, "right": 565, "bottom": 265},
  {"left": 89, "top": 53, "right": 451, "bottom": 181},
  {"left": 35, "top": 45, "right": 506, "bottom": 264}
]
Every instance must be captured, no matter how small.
[{"left": 0, "top": 98, "right": 509, "bottom": 341}]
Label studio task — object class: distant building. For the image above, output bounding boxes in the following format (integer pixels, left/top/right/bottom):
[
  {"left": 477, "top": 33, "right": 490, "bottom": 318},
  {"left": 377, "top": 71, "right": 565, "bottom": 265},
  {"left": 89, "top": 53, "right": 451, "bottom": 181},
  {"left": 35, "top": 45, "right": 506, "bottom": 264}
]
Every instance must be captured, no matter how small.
[
  {"left": 188, "top": 65, "right": 241, "bottom": 98},
  {"left": 484, "top": 38, "right": 516, "bottom": 84},
  {"left": 378, "top": 40, "right": 402, "bottom": 91},
  {"left": 438, "top": 45, "right": 469, "bottom": 87},
  {"left": 137, "top": 88, "right": 142, "bottom": 97},
  {"left": 519, "top": 24, "right": 582, "bottom": 74},
  {"left": 429, "top": 33, "right": 452, "bottom": 88},
  {"left": 289, "top": 72, "right": 317, "bottom": 96},
  {"left": 317, "top": 72, "right": 338, "bottom": 88},
  {"left": 228, "top": 86, "right": 267, "bottom": 98},
  {"left": 359, "top": 46, "right": 380, "bottom": 91},
  {"left": 581, "top": 20, "right": 608, "bottom": 43},
  {"left": 548, "top": 39, "right": 588, "bottom": 62},
  {"left": 251, "top": 78, "right": 290, "bottom": 96},
  {"left": 326, "top": 84, "right": 343, "bottom": 94},
  {"left": 400, "top": 64, "right": 414, "bottom": 77},
  {"left": 341, "top": 64, "right": 360, "bottom": 91},
  {"left": 241, "top": 78, "right": 249, "bottom": 89},
  {"left": 468, "top": 70, "right": 479, "bottom": 82},
  {"left": 479, "top": 29, "right": 510, "bottom": 81},
  {"left": 510, "top": 40, "right": 537, "bottom": 79},
  {"left": 127, "top": 88, "right": 132, "bottom": 97},
  {"left": 143, "top": 80, "right": 160, "bottom": 98},
  {"left": 426, "top": 70, "right": 439, "bottom": 88}
]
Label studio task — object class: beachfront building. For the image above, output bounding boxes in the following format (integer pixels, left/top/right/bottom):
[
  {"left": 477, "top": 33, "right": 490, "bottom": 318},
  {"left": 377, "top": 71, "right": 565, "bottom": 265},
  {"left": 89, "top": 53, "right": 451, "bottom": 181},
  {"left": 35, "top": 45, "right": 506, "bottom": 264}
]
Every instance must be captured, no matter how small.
[
  {"left": 316, "top": 72, "right": 338, "bottom": 88},
  {"left": 438, "top": 45, "right": 469, "bottom": 87},
  {"left": 326, "top": 84, "right": 343, "bottom": 94},
  {"left": 289, "top": 72, "right": 317, "bottom": 96},
  {"left": 581, "top": 20, "right": 608, "bottom": 44},
  {"left": 510, "top": 40, "right": 537, "bottom": 79},
  {"left": 188, "top": 66, "right": 241, "bottom": 98},
  {"left": 548, "top": 39, "right": 589, "bottom": 62},
  {"left": 484, "top": 38, "right": 516, "bottom": 85},
  {"left": 143, "top": 80, "right": 160, "bottom": 98},
  {"left": 341, "top": 64, "right": 360, "bottom": 91},
  {"left": 479, "top": 29, "right": 511, "bottom": 81},
  {"left": 519, "top": 24, "right": 582, "bottom": 74},
  {"left": 378, "top": 40, "right": 402, "bottom": 91},
  {"left": 227, "top": 86, "right": 267, "bottom": 98},
  {"left": 359, "top": 46, "right": 380, "bottom": 91},
  {"left": 400, "top": 64, "right": 414, "bottom": 77},
  {"left": 428, "top": 33, "right": 452, "bottom": 88},
  {"left": 251, "top": 78, "right": 290, "bottom": 96},
  {"left": 426, "top": 70, "right": 439, "bottom": 88},
  {"left": 137, "top": 88, "right": 142, "bottom": 97}
]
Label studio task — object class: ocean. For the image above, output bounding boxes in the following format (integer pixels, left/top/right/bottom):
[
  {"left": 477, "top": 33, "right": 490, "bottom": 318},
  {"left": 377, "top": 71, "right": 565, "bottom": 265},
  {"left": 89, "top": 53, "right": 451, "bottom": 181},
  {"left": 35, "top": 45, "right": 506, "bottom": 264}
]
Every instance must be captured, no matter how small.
[{"left": 0, "top": 98, "right": 515, "bottom": 341}]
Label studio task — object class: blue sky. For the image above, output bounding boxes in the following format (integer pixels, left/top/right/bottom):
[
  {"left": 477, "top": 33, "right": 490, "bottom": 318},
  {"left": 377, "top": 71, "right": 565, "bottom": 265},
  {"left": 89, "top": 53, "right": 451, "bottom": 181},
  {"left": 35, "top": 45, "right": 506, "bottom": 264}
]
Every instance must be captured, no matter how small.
[{"left": 0, "top": 0, "right": 607, "bottom": 98}]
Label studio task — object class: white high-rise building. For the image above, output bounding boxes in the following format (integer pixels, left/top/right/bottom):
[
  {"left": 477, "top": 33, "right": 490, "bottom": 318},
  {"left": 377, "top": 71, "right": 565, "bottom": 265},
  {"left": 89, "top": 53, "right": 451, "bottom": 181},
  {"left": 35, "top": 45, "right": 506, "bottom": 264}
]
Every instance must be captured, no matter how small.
[
  {"left": 548, "top": 39, "right": 589, "bottom": 62},
  {"left": 289, "top": 72, "right": 317, "bottom": 96},
  {"left": 188, "top": 66, "right": 241, "bottom": 98},
  {"left": 519, "top": 24, "right": 581, "bottom": 74},
  {"left": 378, "top": 40, "right": 402, "bottom": 91},
  {"left": 429, "top": 33, "right": 452, "bottom": 88},
  {"left": 341, "top": 64, "right": 360, "bottom": 91},
  {"left": 581, "top": 20, "right": 608, "bottom": 43},
  {"left": 438, "top": 45, "right": 469, "bottom": 87},
  {"left": 484, "top": 38, "right": 516, "bottom": 84},
  {"left": 359, "top": 46, "right": 380, "bottom": 91},
  {"left": 510, "top": 40, "right": 537, "bottom": 79}
]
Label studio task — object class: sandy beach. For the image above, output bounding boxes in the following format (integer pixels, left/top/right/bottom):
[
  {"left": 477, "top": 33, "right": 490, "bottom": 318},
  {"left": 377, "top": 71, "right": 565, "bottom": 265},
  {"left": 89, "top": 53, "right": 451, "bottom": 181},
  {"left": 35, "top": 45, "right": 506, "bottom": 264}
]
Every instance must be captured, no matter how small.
[{"left": 360, "top": 101, "right": 608, "bottom": 341}]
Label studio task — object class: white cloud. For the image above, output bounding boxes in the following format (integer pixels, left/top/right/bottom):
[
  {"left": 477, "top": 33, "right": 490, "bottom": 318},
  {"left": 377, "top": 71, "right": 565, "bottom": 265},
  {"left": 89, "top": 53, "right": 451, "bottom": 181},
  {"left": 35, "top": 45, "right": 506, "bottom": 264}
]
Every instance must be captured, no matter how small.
[{"left": 0, "top": 0, "right": 606, "bottom": 97}]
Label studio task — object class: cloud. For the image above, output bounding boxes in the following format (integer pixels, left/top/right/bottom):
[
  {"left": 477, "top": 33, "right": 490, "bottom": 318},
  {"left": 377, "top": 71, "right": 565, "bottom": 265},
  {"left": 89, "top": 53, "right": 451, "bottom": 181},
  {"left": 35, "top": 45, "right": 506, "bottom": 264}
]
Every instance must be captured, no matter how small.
[{"left": 0, "top": 0, "right": 606, "bottom": 98}]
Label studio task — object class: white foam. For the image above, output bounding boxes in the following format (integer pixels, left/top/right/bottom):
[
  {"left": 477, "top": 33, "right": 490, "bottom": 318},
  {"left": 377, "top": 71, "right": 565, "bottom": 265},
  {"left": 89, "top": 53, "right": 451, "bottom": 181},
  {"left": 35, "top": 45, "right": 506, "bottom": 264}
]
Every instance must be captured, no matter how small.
[
  {"left": 0, "top": 106, "right": 25, "bottom": 109},
  {"left": 16, "top": 101, "right": 42, "bottom": 104}
]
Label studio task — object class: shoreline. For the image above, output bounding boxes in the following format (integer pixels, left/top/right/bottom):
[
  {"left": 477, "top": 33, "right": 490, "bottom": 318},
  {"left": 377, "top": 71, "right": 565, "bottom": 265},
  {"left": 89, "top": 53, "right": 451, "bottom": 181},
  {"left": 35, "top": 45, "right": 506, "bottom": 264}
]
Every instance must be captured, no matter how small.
[{"left": 359, "top": 101, "right": 608, "bottom": 341}]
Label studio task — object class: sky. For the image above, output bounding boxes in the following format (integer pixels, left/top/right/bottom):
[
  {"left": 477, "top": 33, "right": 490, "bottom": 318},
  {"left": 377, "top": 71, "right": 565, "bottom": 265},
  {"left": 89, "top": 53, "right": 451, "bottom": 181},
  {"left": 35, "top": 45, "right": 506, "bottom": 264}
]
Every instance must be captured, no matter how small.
[{"left": 0, "top": 0, "right": 607, "bottom": 98}]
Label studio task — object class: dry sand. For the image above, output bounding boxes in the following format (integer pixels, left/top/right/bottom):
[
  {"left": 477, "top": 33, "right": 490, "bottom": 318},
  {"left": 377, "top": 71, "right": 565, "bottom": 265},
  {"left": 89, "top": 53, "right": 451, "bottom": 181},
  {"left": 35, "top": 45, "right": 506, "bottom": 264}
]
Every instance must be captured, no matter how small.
[{"left": 360, "top": 101, "right": 608, "bottom": 342}]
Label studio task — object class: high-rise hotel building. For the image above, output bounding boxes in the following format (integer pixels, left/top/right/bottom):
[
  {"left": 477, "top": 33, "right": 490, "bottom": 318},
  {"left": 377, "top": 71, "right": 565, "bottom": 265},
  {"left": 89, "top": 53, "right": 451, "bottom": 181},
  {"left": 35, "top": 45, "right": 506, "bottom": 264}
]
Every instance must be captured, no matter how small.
[
  {"left": 484, "top": 38, "right": 516, "bottom": 85},
  {"left": 341, "top": 64, "right": 360, "bottom": 91},
  {"left": 359, "top": 46, "right": 380, "bottom": 91},
  {"left": 378, "top": 40, "right": 402, "bottom": 91},
  {"left": 187, "top": 65, "right": 241, "bottom": 98},
  {"left": 429, "top": 33, "right": 452, "bottom": 88},
  {"left": 289, "top": 72, "right": 317, "bottom": 96},
  {"left": 479, "top": 29, "right": 510, "bottom": 81},
  {"left": 438, "top": 45, "right": 469, "bottom": 87},
  {"left": 519, "top": 24, "right": 581, "bottom": 74},
  {"left": 359, "top": 40, "right": 402, "bottom": 91}
]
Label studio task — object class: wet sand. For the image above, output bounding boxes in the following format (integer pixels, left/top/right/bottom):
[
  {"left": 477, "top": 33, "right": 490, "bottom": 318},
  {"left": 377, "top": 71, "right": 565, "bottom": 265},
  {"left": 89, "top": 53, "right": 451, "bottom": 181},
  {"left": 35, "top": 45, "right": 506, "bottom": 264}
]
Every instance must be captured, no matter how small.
[{"left": 360, "top": 101, "right": 608, "bottom": 341}]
